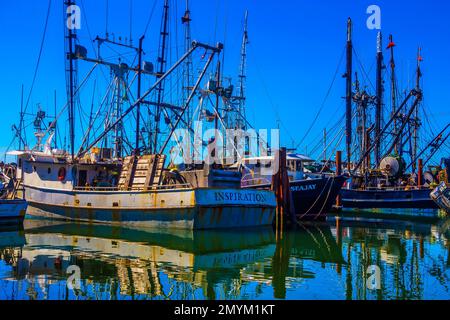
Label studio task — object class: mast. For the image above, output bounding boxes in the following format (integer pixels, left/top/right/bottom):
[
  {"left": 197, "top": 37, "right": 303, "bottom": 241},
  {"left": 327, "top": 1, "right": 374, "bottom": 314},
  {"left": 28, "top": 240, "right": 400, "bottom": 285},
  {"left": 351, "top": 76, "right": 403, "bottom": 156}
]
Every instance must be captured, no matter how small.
[
  {"left": 153, "top": 0, "right": 170, "bottom": 154},
  {"left": 19, "top": 84, "right": 24, "bottom": 150},
  {"left": 215, "top": 61, "right": 221, "bottom": 133},
  {"left": 237, "top": 10, "right": 249, "bottom": 130},
  {"left": 65, "top": 0, "right": 77, "bottom": 161},
  {"left": 135, "top": 36, "right": 145, "bottom": 155},
  {"left": 182, "top": 0, "right": 193, "bottom": 127},
  {"left": 113, "top": 72, "right": 122, "bottom": 158},
  {"left": 375, "top": 31, "right": 384, "bottom": 165},
  {"left": 412, "top": 47, "right": 423, "bottom": 172},
  {"left": 345, "top": 18, "right": 353, "bottom": 170},
  {"left": 54, "top": 90, "right": 58, "bottom": 149},
  {"left": 387, "top": 34, "right": 397, "bottom": 155}
]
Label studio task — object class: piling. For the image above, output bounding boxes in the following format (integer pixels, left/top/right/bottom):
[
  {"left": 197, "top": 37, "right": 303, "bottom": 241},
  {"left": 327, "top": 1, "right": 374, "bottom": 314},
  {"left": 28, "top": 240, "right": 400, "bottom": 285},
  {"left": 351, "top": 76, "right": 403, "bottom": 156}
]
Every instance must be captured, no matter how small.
[
  {"left": 271, "top": 147, "right": 294, "bottom": 236},
  {"left": 336, "top": 151, "right": 342, "bottom": 207},
  {"left": 418, "top": 158, "right": 423, "bottom": 187}
]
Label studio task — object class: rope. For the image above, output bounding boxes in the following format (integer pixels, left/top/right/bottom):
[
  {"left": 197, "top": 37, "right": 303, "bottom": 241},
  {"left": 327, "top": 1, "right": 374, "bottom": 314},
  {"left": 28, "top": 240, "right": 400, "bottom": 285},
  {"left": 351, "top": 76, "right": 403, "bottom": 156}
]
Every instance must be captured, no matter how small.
[
  {"left": 22, "top": 0, "right": 52, "bottom": 145},
  {"left": 296, "top": 175, "right": 333, "bottom": 220},
  {"left": 295, "top": 45, "right": 346, "bottom": 150}
]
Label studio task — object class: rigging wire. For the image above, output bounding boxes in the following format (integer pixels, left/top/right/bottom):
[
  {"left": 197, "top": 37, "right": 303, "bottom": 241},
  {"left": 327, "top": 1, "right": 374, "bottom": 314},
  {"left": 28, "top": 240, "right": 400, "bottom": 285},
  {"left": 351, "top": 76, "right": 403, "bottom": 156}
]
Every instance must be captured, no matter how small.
[
  {"left": 143, "top": 0, "right": 159, "bottom": 37},
  {"left": 22, "top": 0, "right": 52, "bottom": 145},
  {"left": 352, "top": 47, "right": 375, "bottom": 92},
  {"left": 295, "top": 45, "right": 346, "bottom": 150},
  {"left": 253, "top": 59, "right": 296, "bottom": 147}
]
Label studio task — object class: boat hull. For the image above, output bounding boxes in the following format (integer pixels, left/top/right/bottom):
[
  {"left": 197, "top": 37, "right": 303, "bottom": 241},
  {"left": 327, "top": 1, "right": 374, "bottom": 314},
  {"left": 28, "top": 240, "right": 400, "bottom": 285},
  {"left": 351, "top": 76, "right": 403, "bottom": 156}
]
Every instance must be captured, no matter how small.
[
  {"left": 340, "top": 188, "right": 439, "bottom": 219},
  {"left": 243, "top": 175, "right": 347, "bottom": 221},
  {"left": 24, "top": 185, "right": 276, "bottom": 230},
  {"left": 0, "top": 199, "right": 28, "bottom": 225},
  {"left": 290, "top": 175, "right": 347, "bottom": 220}
]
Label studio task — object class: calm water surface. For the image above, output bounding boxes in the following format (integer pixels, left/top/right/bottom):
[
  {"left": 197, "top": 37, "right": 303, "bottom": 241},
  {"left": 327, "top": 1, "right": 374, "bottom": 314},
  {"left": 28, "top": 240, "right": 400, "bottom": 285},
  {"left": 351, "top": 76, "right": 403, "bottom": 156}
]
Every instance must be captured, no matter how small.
[{"left": 0, "top": 217, "right": 449, "bottom": 300}]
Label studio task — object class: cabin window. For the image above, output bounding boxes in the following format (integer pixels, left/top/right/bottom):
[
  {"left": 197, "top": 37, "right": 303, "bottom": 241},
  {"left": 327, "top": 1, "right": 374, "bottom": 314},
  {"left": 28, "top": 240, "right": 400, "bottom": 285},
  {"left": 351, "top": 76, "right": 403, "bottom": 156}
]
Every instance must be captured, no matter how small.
[
  {"left": 48, "top": 168, "right": 51, "bottom": 174},
  {"left": 18, "top": 159, "right": 22, "bottom": 169}
]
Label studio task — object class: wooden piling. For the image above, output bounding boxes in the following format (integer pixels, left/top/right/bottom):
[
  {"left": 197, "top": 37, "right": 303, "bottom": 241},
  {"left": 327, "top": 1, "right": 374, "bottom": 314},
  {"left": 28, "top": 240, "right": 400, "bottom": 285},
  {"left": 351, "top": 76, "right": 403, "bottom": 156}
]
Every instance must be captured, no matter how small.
[
  {"left": 336, "top": 151, "right": 342, "bottom": 207},
  {"left": 418, "top": 158, "right": 423, "bottom": 187},
  {"left": 272, "top": 147, "right": 294, "bottom": 235}
]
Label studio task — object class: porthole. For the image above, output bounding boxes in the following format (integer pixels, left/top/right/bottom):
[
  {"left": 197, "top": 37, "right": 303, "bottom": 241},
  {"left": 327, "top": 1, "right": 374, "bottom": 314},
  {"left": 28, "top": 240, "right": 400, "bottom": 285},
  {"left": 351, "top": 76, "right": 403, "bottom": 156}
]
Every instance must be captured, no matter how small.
[{"left": 58, "top": 167, "right": 66, "bottom": 181}]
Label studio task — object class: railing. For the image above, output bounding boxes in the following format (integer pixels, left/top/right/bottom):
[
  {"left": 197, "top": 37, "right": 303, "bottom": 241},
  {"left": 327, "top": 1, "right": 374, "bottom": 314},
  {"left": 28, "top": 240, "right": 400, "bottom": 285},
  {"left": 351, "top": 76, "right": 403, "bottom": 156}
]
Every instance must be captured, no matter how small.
[
  {"left": 241, "top": 174, "right": 272, "bottom": 187},
  {"left": 73, "top": 183, "right": 192, "bottom": 192},
  {"left": 352, "top": 185, "right": 434, "bottom": 191}
]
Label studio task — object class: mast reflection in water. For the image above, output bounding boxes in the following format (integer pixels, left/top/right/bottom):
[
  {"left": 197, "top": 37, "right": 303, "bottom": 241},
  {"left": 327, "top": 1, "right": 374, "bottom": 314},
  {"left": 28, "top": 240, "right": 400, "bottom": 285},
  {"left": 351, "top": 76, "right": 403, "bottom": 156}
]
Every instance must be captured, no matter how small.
[{"left": 0, "top": 218, "right": 448, "bottom": 300}]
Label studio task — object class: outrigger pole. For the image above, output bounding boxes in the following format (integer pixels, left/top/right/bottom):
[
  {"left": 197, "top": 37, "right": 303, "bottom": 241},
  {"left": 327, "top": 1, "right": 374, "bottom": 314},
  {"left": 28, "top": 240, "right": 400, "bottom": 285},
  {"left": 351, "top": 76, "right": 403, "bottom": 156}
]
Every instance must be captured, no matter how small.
[
  {"left": 352, "top": 88, "right": 418, "bottom": 173},
  {"left": 78, "top": 41, "right": 222, "bottom": 159},
  {"left": 344, "top": 18, "right": 353, "bottom": 170},
  {"left": 404, "top": 123, "right": 450, "bottom": 172},
  {"left": 159, "top": 45, "right": 221, "bottom": 154}
]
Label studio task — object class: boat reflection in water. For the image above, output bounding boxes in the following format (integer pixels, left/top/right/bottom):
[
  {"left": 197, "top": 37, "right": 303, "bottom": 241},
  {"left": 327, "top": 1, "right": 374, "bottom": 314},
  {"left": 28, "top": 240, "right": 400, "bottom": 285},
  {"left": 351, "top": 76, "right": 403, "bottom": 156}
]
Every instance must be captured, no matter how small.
[{"left": 0, "top": 217, "right": 448, "bottom": 300}]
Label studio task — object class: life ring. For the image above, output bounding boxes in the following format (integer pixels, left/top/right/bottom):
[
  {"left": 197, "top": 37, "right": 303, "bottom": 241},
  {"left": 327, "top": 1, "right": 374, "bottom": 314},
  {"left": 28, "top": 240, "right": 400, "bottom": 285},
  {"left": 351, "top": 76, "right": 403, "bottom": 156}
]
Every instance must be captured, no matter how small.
[{"left": 58, "top": 167, "right": 66, "bottom": 181}]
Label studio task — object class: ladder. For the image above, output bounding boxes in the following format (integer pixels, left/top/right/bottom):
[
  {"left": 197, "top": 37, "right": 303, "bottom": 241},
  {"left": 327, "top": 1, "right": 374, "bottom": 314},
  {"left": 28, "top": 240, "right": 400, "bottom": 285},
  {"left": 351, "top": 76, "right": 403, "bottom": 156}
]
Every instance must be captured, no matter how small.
[{"left": 118, "top": 154, "right": 166, "bottom": 191}]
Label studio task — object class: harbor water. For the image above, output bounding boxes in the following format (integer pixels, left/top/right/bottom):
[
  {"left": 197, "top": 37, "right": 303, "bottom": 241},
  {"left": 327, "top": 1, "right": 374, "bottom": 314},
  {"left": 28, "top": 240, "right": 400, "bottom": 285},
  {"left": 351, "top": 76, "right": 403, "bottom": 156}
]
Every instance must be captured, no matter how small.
[{"left": 0, "top": 216, "right": 448, "bottom": 300}]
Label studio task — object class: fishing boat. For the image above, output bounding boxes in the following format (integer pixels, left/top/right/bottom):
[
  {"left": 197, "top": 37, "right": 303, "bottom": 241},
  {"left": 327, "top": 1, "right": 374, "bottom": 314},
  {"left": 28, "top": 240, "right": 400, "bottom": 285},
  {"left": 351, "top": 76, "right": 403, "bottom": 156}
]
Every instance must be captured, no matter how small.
[
  {"left": 238, "top": 154, "right": 347, "bottom": 220},
  {"left": 178, "top": 11, "right": 347, "bottom": 221},
  {"left": 0, "top": 165, "right": 27, "bottom": 225},
  {"left": 6, "top": 1, "right": 276, "bottom": 230},
  {"left": 336, "top": 19, "right": 449, "bottom": 217}
]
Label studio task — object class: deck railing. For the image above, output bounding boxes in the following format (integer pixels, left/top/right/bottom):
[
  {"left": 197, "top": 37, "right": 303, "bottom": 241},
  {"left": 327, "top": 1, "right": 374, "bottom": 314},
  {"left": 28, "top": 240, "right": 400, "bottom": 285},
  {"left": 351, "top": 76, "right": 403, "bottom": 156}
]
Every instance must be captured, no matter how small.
[
  {"left": 353, "top": 185, "right": 434, "bottom": 191},
  {"left": 73, "top": 183, "right": 192, "bottom": 192}
]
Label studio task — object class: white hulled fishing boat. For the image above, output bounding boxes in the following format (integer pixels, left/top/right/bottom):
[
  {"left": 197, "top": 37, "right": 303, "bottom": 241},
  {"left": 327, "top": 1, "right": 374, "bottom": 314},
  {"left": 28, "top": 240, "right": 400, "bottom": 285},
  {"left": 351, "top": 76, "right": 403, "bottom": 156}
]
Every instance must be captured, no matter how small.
[{"left": 7, "top": 1, "right": 275, "bottom": 230}]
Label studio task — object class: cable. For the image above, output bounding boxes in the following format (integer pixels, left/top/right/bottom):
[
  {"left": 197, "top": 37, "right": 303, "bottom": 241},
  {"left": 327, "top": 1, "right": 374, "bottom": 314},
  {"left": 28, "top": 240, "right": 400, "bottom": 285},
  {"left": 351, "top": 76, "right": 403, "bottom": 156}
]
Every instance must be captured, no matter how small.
[
  {"left": 143, "top": 0, "right": 159, "bottom": 36},
  {"left": 22, "top": 0, "right": 52, "bottom": 145},
  {"left": 295, "top": 45, "right": 346, "bottom": 150}
]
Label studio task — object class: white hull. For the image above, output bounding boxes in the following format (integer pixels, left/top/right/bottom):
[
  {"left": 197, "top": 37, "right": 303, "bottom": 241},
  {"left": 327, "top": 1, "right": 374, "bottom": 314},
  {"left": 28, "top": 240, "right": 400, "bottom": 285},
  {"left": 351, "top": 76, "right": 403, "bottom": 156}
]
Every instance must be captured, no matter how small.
[{"left": 24, "top": 185, "right": 276, "bottom": 230}]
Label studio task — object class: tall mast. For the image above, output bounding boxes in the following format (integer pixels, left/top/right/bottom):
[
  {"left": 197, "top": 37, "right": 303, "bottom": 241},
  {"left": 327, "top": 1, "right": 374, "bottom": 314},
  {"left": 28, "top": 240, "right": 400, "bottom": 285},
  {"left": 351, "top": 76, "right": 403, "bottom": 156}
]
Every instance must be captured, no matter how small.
[
  {"left": 182, "top": 0, "right": 193, "bottom": 128},
  {"left": 375, "top": 31, "right": 384, "bottom": 165},
  {"left": 387, "top": 34, "right": 397, "bottom": 154},
  {"left": 345, "top": 18, "right": 353, "bottom": 170},
  {"left": 65, "top": 0, "right": 77, "bottom": 161},
  {"left": 237, "top": 10, "right": 249, "bottom": 130},
  {"left": 54, "top": 90, "right": 58, "bottom": 149},
  {"left": 19, "top": 84, "right": 24, "bottom": 150},
  {"left": 412, "top": 47, "right": 423, "bottom": 172},
  {"left": 135, "top": 36, "right": 145, "bottom": 155},
  {"left": 153, "top": 0, "right": 170, "bottom": 153}
]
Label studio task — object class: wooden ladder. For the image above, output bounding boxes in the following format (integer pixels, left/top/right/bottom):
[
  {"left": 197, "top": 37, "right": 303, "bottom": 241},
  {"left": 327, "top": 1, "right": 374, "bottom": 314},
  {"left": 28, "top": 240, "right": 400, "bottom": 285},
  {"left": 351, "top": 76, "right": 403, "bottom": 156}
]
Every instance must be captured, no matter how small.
[
  {"left": 118, "top": 154, "right": 166, "bottom": 191},
  {"left": 118, "top": 156, "right": 137, "bottom": 190}
]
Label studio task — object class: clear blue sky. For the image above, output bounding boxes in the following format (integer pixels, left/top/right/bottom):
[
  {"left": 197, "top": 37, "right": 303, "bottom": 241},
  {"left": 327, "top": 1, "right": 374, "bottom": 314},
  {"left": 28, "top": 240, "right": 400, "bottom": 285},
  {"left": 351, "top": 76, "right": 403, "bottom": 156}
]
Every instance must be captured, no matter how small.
[{"left": 0, "top": 0, "right": 449, "bottom": 160}]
